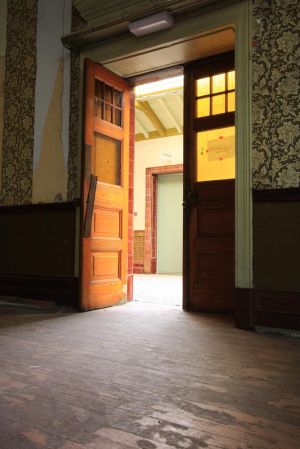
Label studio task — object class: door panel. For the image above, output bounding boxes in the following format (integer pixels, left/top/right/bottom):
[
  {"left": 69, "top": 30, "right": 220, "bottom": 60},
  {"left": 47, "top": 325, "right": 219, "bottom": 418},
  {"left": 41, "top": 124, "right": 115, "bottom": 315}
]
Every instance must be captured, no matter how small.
[
  {"left": 184, "top": 52, "right": 235, "bottom": 312},
  {"left": 81, "top": 59, "right": 130, "bottom": 310},
  {"left": 190, "top": 179, "right": 235, "bottom": 311}
]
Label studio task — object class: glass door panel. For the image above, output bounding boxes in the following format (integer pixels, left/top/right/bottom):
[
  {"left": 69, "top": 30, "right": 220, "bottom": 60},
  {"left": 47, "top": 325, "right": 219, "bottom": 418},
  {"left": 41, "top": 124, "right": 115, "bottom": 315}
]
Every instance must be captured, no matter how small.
[
  {"left": 196, "top": 126, "right": 235, "bottom": 182},
  {"left": 94, "top": 133, "right": 121, "bottom": 185}
]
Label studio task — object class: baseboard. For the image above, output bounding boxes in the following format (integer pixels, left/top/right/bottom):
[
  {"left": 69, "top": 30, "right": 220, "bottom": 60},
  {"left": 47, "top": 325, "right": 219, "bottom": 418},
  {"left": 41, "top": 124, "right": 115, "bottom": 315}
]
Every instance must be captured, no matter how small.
[
  {"left": 133, "top": 263, "right": 144, "bottom": 274},
  {"left": 235, "top": 288, "right": 300, "bottom": 331},
  {"left": 235, "top": 288, "right": 254, "bottom": 330},
  {"left": 254, "top": 290, "right": 300, "bottom": 330},
  {"left": 0, "top": 273, "right": 78, "bottom": 306}
]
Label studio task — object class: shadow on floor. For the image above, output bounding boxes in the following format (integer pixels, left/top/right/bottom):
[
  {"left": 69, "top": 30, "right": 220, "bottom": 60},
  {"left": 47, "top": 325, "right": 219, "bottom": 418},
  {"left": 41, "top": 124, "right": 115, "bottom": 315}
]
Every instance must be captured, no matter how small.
[{"left": 0, "top": 296, "right": 76, "bottom": 329}]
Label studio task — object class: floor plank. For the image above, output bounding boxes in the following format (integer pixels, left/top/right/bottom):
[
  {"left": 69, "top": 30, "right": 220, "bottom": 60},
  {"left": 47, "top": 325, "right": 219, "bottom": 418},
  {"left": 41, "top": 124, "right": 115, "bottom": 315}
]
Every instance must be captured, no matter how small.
[{"left": 0, "top": 302, "right": 299, "bottom": 449}]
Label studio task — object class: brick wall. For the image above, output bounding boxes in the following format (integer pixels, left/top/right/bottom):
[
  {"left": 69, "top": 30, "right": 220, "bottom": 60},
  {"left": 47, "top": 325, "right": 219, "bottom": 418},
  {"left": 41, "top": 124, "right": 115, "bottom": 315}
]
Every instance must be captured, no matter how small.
[{"left": 133, "top": 230, "right": 145, "bottom": 273}]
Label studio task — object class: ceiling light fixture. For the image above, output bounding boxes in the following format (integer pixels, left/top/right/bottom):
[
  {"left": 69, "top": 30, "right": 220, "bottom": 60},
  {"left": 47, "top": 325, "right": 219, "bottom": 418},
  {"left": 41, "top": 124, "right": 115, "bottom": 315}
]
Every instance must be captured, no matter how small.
[
  {"left": 135, "top": 76, "right": 183, "bottom": 97},
  {"left": 129, "top": 11, "right": 174, "bottom": 37}
]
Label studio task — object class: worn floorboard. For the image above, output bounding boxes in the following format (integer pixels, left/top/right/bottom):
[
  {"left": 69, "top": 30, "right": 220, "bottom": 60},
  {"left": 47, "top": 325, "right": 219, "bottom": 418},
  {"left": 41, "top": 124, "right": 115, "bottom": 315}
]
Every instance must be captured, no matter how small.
[{"left": 0, "top": 302, "right": 299, "bottom": 449}]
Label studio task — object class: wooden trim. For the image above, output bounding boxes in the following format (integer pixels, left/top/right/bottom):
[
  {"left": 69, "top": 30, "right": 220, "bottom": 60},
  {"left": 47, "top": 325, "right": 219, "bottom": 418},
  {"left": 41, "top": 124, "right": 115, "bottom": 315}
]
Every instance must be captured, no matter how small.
[
  {"left": 253, "top": 188, "right": 300, "bottom": 203},
  {"left": 129, "top": 66, "right": 183, "bottom": 87},
  {"left": 127, "top": 274, "right": 133, "bottom": 301},
  {"left": 62, "top": 5, "right": 234, "bottom": 51},
  {"left": 0, "top": 274, "right": 78, "bottom": 307},
  {"left": 235, "top": 288, "right": 254, "bottom": 330},
  {"left": 235, "top": 288, "right": 300, "bottom": 331},
  {"left": 193, "top": 112, "right": 234, "bottom": 132},
  {"left": 144, "top": 164, "right": 183, "bottom": 274},
  {"left": 183, "top": 63, "right": 193, "bottom": 311},
  {"left": 255, "top": 290, "right": 300, "bottom": 331},
  {"left": 185, "top": 50, "right": 234, "bottom": 75},
  {"left": 83, "top": 175, "right": 97, "bottom": 237},
  {"left": 0, "top": 201, "right": 80, "bottom": 214}
]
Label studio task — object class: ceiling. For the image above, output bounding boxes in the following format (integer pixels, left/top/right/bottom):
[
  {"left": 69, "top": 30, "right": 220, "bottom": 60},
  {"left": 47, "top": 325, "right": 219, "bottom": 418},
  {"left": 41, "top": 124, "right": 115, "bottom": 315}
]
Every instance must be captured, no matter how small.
[
  {"left": 135, "top": 83, "right": 183, "bottom": 141},
  {"left": 65, "top": 0, "right": 238, "bottom": 51},
  {"left": 104, "top": 27, "right": 234, "bottom": 78},
  {"left": 71, "top": 1, "right": 235, "bottom": 142}
]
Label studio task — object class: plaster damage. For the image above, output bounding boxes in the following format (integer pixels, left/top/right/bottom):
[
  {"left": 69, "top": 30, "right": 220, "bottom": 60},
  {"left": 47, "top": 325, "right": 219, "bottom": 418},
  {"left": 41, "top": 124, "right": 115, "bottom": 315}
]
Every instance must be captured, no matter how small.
[
  {"left": 32, "top": 62, "right": 68, "bottom": 202},
  {"left": 32, "top": 0, "right": 71, "bottom": 203}
]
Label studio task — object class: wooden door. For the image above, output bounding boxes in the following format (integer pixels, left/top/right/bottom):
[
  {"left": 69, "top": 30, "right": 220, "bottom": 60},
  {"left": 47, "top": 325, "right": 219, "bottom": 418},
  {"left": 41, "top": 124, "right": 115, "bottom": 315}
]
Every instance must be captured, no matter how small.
[
  {"left": 80, "top": 59, "right": 130, "bottom": 311},
  {"left": 184, "top": 52, "right": 235, "bottom": 312}
]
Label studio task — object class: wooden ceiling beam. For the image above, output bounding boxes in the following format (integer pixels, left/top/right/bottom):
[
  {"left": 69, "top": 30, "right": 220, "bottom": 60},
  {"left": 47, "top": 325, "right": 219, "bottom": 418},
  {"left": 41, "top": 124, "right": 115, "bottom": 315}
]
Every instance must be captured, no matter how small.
[
  {"left": 135, "top": 128, "right": 181, "bottom": 142},
  {"left": 135, "top": 100, "right": 166, "bottom": 137},
  {"left": 175, "top": 93, "right": 183, "bottom": 110},
  {"left": 135, "top": 114, "right": 149, "bottom": 139},
  {"left": 157, "top": 98, "right": 182, "bottom": 133}
]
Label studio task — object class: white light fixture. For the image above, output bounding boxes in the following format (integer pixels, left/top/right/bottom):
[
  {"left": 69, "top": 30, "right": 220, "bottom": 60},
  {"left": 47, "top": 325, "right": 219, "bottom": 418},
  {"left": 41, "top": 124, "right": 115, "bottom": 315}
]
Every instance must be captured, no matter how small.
[
  {"left": 129, "top": 11, "right": 174, "bottom": 37},
  {"left": 135, "top": 75, "right": 183, "bottom": 96}
]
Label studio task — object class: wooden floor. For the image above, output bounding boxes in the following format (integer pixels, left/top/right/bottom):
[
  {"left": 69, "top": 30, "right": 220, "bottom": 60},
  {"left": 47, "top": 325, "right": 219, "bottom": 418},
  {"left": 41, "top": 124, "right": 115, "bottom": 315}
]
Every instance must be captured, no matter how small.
[{"left": 0, "top": 302, "right": 299, "bottom": 449}]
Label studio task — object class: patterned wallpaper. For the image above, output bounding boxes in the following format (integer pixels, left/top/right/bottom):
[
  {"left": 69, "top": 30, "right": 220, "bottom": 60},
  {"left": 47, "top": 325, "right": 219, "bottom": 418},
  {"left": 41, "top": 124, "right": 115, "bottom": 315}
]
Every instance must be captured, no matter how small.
[
  {"left": 67, "top": 6, "right": 87, "bottom": 201},
  {"left": 252, "top": 0, "right": 300, "bottom": 189},
  {"left": 1, "top": 0, "right": 37, "bottom": 205},
  {"left": 0, "top": 1, "right": 299, "bottom": 206}
]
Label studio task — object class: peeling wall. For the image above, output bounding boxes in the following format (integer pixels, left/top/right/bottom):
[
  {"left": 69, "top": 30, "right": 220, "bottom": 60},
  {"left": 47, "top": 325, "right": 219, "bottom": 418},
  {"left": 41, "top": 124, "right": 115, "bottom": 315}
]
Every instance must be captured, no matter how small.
[
  {"left": 32, "top": 61, "right": 68, "bottom": 202},
  {"left": 0, "top": 1, "right": 299, "bottom": 206},
  {"left": 32, "top": 0, "right": 72, "bottom": 203}
]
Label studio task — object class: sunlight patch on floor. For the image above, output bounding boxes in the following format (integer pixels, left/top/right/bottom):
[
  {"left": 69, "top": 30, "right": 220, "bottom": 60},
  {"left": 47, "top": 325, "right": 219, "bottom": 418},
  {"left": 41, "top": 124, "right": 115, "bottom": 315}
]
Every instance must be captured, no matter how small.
[{"left": 133, "top": 274, "right": 182, "bottom": 307}]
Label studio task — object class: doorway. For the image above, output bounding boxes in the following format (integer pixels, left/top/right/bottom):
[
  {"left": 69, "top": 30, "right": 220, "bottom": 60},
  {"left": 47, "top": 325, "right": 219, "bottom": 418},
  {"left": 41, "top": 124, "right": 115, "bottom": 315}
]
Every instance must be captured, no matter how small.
[
  {"left": 157, "top": 173, "right": 183, "bottom": 274},
  {"left": 132, "top": 74, "right": 184, "bottom": 307},
  {"left": 77, "top": 1, "right": 252, "bottom": 314}
]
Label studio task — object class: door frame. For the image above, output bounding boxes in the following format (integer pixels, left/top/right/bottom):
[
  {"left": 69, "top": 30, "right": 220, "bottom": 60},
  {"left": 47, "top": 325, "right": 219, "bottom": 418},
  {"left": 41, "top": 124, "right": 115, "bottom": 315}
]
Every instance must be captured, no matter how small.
[
  {"left": 144, "top": 164, "right": 183, "bottom": 274},
  {"left": 76, "top": 0, "right": 252, "bottom": 304}
]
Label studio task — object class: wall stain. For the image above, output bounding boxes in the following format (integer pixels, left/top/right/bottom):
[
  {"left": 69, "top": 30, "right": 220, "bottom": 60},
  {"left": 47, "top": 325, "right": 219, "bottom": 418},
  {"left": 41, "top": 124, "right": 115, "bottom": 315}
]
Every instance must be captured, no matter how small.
[{"left": 32, "top": 61, "right": 68, "bottom": 203}]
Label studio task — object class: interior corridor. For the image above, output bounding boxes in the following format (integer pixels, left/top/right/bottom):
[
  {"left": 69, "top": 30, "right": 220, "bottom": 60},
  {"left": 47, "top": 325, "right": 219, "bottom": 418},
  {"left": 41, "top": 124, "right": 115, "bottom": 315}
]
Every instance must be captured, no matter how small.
[{"left": 0, "top": 302, "right": 299, "bottom": 449}]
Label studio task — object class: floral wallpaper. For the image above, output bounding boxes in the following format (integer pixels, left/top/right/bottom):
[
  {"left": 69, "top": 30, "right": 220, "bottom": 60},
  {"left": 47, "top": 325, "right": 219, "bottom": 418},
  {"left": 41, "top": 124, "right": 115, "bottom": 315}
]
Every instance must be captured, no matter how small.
[
  {"left": 0, "top": 0, "right": 298, "bottom": 205},
  {"left": 252, "top": 0, "right": 300, "bottom": 189},
  {"left": 67, "top": 6, "right": 86, "bottom": 201},
  {"left": 1, "top": 0, "right": 37, "bottom": 205}
]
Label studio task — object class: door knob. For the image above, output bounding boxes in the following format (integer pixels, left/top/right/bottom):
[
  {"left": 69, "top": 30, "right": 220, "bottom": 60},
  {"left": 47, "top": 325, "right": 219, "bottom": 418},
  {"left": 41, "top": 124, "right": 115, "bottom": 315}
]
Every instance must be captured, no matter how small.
[{"left": 182, "top": 191, "right": 197, "bottom": 208}]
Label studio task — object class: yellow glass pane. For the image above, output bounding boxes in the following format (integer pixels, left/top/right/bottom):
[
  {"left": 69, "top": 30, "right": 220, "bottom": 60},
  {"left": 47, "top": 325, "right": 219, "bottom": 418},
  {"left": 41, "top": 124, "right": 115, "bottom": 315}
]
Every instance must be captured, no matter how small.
[
  {"left": 196, "top": 97, "right": 210, "bottom": 117},
  {"left": 212, "top": 73, "right": 225, "bottom": 93},
  {"left": 227, "top": 92, "right": 235, "bottom": 112},
  {"left": 196, "top": 127, "right": 235, "bottom": 182},
  {"left": 94, "top": 133, "right": 121, "bottom": 185},
  {"left": 212, "top": 94, "right": 225, "bottom": 115},
  {"left": 196, "top": 77, "right": 210, "bottom": 97},
  {"left": 227, "top": 71, "right": 235, "bottom": 90}
]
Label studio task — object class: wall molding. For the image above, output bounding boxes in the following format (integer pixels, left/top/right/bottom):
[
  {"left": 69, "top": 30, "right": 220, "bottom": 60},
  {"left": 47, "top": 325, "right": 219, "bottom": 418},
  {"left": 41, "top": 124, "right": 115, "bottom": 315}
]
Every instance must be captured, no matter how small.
[
  {"left": 144, "top": 164, "right": 183, "bottom": 273},
  {"left": 253, "top": 188, "right": 300, "bottom": 203},
  {"left": 0, "top": 273, "right": 78, "bottom": 306},
  {"left": 235, "top": 288, "right": 254, "bottom": 330},
  {"left": 235, "top": 288, "right": 300, "bottom": 331},
  {"left": 0, "top": 200, "right": 80, "bottom": 214}
]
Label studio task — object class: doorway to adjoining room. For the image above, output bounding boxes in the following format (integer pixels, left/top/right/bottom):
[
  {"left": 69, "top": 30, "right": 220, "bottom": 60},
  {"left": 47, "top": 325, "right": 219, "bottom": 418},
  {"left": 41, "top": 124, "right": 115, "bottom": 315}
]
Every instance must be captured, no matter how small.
[{"left": 132, "top": 75, "right": 183, "bottom": 307}]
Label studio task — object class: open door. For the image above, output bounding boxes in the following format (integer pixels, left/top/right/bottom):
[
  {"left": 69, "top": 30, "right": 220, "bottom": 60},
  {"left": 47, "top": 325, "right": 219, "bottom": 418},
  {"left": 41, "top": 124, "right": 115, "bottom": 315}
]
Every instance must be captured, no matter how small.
[
  {"left": 80, "top": 59, "right": 130, "bottom": 311},
  {"left": 184, "top": 52, "right": 235, "bottom": 312}
]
